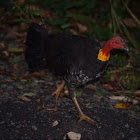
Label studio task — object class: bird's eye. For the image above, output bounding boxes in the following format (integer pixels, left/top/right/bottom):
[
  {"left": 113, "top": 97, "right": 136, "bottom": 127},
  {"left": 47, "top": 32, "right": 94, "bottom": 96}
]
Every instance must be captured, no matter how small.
[{"left": 116, "top": 42, "right": 119, "bottom": 44}]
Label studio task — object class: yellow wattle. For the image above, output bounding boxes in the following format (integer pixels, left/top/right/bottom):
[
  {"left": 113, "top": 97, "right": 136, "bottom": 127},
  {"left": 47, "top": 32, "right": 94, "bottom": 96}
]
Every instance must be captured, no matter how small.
[{"left": 97, "top": 49, "right": 110, "bottom": 62}]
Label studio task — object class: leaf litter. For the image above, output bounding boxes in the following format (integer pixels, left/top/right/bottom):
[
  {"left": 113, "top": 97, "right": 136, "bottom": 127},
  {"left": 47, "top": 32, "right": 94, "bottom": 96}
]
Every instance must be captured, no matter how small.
[{"left": 0, "top": 1, "right": 140, "bottom": 139}]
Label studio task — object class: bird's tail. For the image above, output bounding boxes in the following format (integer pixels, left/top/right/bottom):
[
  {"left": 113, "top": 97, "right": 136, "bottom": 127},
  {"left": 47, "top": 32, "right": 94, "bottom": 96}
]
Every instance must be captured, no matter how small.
[{"left": 25, "top": 22, "right": 48, "bottom": 72}]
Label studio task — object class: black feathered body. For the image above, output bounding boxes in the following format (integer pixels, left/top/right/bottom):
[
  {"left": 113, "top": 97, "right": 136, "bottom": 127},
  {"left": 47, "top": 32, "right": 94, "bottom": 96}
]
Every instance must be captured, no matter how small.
[{"left": 25, "top": 23, "right": 108, "bottom": 88}]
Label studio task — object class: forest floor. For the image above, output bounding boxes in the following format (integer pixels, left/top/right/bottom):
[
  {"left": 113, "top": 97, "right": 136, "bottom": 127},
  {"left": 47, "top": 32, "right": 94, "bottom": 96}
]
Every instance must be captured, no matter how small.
[{"left": 0, "top": 23, "right": 140, "bottom": 140}]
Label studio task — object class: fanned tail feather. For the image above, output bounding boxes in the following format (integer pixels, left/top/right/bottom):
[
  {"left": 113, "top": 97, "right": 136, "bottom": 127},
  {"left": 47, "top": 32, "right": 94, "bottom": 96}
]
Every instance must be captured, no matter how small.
[{"left": 25, "top": 22, "right": 48, "bottom": 72}]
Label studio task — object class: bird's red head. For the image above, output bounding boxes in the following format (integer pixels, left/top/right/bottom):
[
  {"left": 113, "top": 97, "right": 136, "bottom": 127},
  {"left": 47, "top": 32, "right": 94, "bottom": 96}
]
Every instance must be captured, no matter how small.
[
  {"left": 107, "top": 37, "right": 129, "bottom": 51},
  {"left": 98, "top": 37, "right": 129, "bottom": 62}
]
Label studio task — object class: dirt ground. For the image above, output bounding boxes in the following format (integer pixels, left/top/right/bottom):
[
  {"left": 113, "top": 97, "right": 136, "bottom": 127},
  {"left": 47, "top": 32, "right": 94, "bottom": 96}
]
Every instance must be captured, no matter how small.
[
  {"left": 0, "top": 72, "right": 140, "bottom": 139},
  {"left": 0, "top": 24, "right": 140, "bottom": 140}
]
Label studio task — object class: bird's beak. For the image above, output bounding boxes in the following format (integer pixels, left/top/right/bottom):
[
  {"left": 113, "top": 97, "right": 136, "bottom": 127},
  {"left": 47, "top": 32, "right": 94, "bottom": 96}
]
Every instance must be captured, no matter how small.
[{"left": 121, "top": 44, "right": 129, "bottom": 52}]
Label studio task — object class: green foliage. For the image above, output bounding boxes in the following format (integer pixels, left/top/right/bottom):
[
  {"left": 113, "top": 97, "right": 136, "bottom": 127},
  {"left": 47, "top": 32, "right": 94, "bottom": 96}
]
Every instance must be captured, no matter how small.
[
  {"left": 99, "top": 8, "right": 111, "bottom": 22},
  {"left": 10, "top": 0, "right": 44, "bottom": 24},
  {"left": 36, "top": 0, "right": 91, "bottom": 12},
  {"left": 8, "top": 0, "right": 140, "bottom": 91},
  {"left": 111, "top": 0, "right": 131, "bottom": 17},
  {"left": 133, "top": 29, "right": 140, "bottom": 44},
  {"left": 121, "top": 74, "right": 140, "bottom": 90},
  {"left": 97, "top": 91, "right": 104, "bottom": 96},
  {"left": 84, "top": 102, "right": 90, "bottom": 107},
  {"left": 47, "top": 18, "right": 68, "bottom": 27},
  {"left": 92, "top": 24, "right": 112, "bottom": 40},
  {"left": 76, "top": 91, "right": 81, "bottom": 97},
  {"left": 64, "top": 84, "right": 68, "bottom": 90},
  {"left": 25, "top": 79, "right": 34, "bottom": 86},
  {"left": 66, "top": 12, "right": 92, "bottom": 24},
  {"left": 12, "top": 18, "right": 25, "bottom": 23},
  {"left": 13, "top": 57, "right": 22, "bottom": 64},
  {"left": 82, "top": 0, "right": 96, "bottom": 14},
  {"left": 135, "top": 54, "right": 140, "bottom": 66},
  {"left": 0, "top": 0, "right": 13, "bottom": 11},
  {"left": 61, "top": 24, "right": 71, "bottom": 29},
  {"left": 27, "top": 0, "right": 96, "bottom": 25},
  {"left": 104, "top": 70, "right": 112, "bottom": 81},
  {"left": 110, "top": 54, "right": 128, "bottom": 69},
  {"left": 30, "top": 10, "right": 42, "bottom": 16}
]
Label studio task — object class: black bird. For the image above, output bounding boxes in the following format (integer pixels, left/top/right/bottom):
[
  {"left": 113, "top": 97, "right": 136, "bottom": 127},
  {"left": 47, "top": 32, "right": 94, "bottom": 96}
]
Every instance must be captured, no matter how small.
[{"left": 25, "top": 22, "right": 129, "bottom": 124}]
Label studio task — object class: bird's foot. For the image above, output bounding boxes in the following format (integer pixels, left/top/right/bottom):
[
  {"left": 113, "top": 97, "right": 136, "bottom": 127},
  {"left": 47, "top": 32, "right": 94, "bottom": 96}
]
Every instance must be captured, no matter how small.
[
  {"left": 50, "top": 86, "right": 63, "bottom": 105},
  {"left": 78, "top": 114, "right": 94, "bottom": 124},
  {"left": 50, "top": 81, "right": 65, "bottom": 105}
]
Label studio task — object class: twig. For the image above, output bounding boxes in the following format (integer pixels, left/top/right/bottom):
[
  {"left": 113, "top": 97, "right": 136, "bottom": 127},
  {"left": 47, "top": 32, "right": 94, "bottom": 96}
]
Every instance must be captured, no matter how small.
[
  {"left": 121, "top": 0, "right": 140, "bottom": 27},
  {"left": 120, "top": 20, "right": 140, "bottom": 50},
  {"left": 112, "top": 8, "right": 124, "bottom": 37},
  {"left": 10, "top": 0, "right": 32, "bottom": 23},
  {"left": 113, "top": 90, "right": 140, "bottom": 96},
  {"left": 114, "top": 75, "right": 125, "bottom": 91}
]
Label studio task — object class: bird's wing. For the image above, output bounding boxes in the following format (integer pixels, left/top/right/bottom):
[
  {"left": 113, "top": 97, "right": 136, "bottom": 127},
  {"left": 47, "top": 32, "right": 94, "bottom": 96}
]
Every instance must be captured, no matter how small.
[{"left": 43, "top": 33, "right": 107, "bottom": 86}]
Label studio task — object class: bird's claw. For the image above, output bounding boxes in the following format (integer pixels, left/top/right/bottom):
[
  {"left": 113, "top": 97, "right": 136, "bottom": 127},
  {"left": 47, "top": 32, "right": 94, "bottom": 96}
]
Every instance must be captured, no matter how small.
[
  {"left": 78, "top": 114, "right": 94, "bottom": 125},
  {"left": 50, "top": 86, "right": 64, "bottom": 105}
]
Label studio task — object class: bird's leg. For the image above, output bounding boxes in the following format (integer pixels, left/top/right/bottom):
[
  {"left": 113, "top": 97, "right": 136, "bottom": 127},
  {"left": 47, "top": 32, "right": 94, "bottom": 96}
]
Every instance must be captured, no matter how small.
[
  {"left": 69, "top": 88, "right": 94, "bottom": 124},
  {"left": 50, "top": 80, "right": 65, "bottom": 105},
  {"left": 72, "top": 97, "right": 94, "bottom": 124}
]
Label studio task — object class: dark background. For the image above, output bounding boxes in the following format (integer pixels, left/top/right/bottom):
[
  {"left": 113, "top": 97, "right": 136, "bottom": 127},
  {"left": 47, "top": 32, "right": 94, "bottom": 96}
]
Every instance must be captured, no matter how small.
[{"left": 0, "top": 0, "right": 140, "bottom": 139}]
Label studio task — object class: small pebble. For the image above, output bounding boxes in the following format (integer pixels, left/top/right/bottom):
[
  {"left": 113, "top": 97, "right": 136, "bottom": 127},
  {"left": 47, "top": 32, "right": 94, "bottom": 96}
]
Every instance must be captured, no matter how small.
[
  {"left": 16, "top": 124, "right": 22, "bottom": 129},
  {"left": 11, "top": 122, "right": 15, "bottom": 126},
  {"left": 52, "top": 120, "right": 59, "bottom": 127},
  {"left": 32, "top": 125, "right": 37, "bottom": 131},
  {"left": 0, "top": 121, "right": 5, "bottom": 124},
  {"left": 125, "top": 123, "right": 129, "bottom": 128}
]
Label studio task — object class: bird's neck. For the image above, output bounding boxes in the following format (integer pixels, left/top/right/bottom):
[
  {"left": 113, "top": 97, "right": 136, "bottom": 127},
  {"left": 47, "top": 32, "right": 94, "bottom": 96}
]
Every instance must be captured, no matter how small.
[{"left": 97, "top": 42, "right": 112, "bottom": 62}]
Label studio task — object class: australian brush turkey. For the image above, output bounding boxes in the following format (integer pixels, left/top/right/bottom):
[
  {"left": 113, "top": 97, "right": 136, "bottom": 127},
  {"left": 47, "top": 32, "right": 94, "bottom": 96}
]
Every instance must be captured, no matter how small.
[{"left": 25, "top": 22, "right": 129, "bottom": 124}]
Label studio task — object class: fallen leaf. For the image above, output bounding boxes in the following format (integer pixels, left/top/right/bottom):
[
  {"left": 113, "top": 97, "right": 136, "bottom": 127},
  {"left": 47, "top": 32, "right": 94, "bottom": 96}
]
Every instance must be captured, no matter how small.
[
  {"left": 23, "top": 93, "right": 36, "bottom": 97},
  {"left": 76, "top": 23, "right": 87, "bottom": 32},
  {"left": 115, "top": 103, "right": 131, "bottom": 109},
  {"left": 85, "top": 84, "right": 96, "bottom": 90},
  {"left": 42, "top": 104, "right": 57, "bottom": 111},
  {"left": 97, "top": 20, "right": 105, "bottom": 26},
  {"left": 93, "top": 94, "right": 102, "bottom": 99},
  {"left": 17, "top": 0, "right": 26, "bottom": 6},
  {"left": 70, "top": 29, "right": 79, "bottom": 35},
  {"left": 0, "top": 70, "right": 16, "bottom": 76},
  {"left": 133, "top": 90, "right": 140, "bottom": 96},
  {"left": 3, "top": 51, "right": 9, "bottom": 57},
  {"left": 123, "top": 18, "right": 136, "bottom": 27},
  {"left": 5, "top": 79, "right": 14, "bottom": 82},
  {"left": 109, "top": 96, "right": 138, "bottom": 104},
  {"left": 102, "top": 84, "right": 114, "bottom": 90},
  {"left": 18, "top": 96, "right": 31, "bottom": 102},
  {"left": 0, "top": 42, "right": 6, "bottom": 48},
  {"left": 14, "top": 31, "right": 24, "bottom": 38},
  {"left": 136, "top": 97, "right": 140, "bottom": 101},
  {"left": 52, "top": 120, "right": 59, "bottom": 127},
  {"left": 64, "top": 131, "right": 81, "bottom": 140},
  {"left": 13, "top": 64, "right": 18, "bottom": 70},
  {"left": 21, "top": 70, "right": 46, "bottom": 79},
  {"left": 8, "top": 47, "right": 24, "bottom": 53},
  {"left": 20, "top": 22, "right": 28, "bottom": 31},
  {"left": 35, "top": 98, "right": 41, "bottom": 102}
]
